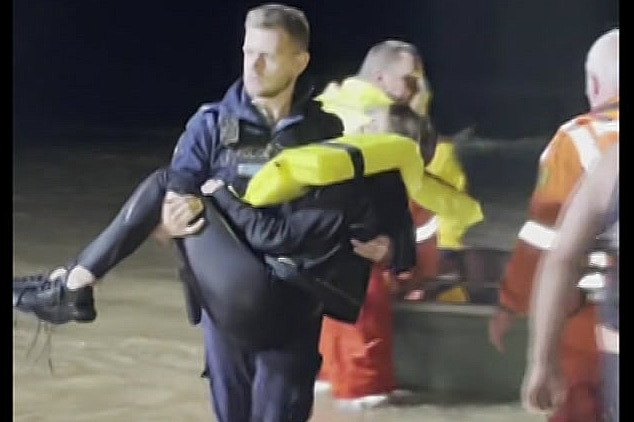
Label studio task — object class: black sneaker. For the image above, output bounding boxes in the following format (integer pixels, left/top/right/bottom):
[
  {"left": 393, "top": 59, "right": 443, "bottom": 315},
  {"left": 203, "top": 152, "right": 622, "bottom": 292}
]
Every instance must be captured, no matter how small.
[{"left": 13, "top": 268, "right": 97, "bottom": 324}]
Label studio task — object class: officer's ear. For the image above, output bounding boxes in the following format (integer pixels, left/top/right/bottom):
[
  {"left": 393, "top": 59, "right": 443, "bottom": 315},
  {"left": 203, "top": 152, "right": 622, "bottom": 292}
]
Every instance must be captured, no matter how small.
[
  {"left": 293, "top": 51, "right": 310, "bottom": 76},
  {"left": 590, "top": 74, "right": 600, "bottom": 98}
]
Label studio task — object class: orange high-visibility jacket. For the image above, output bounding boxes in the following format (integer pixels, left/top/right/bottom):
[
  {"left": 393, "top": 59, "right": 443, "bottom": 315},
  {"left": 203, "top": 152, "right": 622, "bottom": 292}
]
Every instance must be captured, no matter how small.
[
  {"left": 499, "top": 99, "right": 619, "bottom": 406},
  {"left": 499, "top": 98, "right": 619, "bottom": 316}
]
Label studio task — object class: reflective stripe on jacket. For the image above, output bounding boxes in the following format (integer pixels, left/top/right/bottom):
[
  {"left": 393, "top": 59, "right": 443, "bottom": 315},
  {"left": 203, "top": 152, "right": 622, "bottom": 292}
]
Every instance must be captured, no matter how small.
[
  {"left": 499, "top": 98, "right": 619, "bottom": 315},
  {"left": 316, "top": 78, "right": 483, "bottom": 250}
]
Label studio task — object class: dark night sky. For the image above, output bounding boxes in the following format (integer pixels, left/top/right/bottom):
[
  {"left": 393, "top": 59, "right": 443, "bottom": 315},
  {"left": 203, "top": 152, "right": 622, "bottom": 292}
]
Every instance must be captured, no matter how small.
[{"left": 13, "top": 0, "right": 618, "bottom": 139}]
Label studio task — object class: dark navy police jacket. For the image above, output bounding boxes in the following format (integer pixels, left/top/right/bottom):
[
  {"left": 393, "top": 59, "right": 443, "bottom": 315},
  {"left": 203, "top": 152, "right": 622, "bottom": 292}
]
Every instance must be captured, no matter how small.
[
  {"left": 168, "top": 78, "right": 343, "bottom": 196},
  {"left": 168, "top": 78, "right": 344, "bottom": 347},
  {"left": 168, "top": 78, "right": 415, "bottom": 348}
]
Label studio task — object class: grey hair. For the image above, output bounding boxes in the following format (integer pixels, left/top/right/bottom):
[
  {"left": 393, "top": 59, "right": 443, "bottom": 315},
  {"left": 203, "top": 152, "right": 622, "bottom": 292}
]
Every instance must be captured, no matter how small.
[
  {"left": 245, "top": 3, "right": 310, "bottom": 51},
  {"left": 357, "top": 40, "right": 421, "bottom": 78}
]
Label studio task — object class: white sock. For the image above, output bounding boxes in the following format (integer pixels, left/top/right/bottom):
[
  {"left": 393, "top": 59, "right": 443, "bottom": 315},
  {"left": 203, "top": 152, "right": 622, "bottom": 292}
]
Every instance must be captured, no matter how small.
[{"left": 64, "top": 266, "right": 96, "bottom": 290}]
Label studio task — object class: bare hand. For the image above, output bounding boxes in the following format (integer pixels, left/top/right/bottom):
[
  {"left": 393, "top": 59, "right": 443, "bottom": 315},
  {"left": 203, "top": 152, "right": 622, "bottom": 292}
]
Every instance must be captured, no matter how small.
[
  {"left": 151, "top": 224, "right": 173, "bottom": 245},
  {"left": 382, "top": 270, "right": 416, "bottom": 296},
  {"left": 521, "top": 360, "right": 567, "bottom": 416},
  {"left": 201, "top": 179, "right": 225, "bottom": 195},
  {"left": 351, "top": 235, "right": 392, "bottom": 263},
  {"left": 161, "top": 191, "right": 205, "bottom": 237},
  {"left": 488, "top": 307, "right": 514, "bottom": 353},
  {"left": 409, "top": 75, "right": 432, "bottom": 116}
]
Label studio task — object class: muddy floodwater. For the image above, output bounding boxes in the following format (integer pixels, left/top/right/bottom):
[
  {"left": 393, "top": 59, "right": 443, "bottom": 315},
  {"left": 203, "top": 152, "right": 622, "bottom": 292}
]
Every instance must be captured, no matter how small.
[{"left": 13, "top": 129, "right": 547, "bottom": 421}]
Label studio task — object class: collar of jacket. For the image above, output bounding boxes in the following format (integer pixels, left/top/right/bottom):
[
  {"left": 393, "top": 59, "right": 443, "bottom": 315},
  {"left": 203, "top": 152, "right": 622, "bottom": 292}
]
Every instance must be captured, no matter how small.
[
  {"left": 316, "top": 77, "right": 392, "bottom": 111},
  {"left": 315, "top": 77, "right": 393, "bottom": 133},
  {"left": 219, "top": 76, "right": 317, "bottom": 128},
  {"left": 591, "top": 96, "right": 619, "bottom": 115}
]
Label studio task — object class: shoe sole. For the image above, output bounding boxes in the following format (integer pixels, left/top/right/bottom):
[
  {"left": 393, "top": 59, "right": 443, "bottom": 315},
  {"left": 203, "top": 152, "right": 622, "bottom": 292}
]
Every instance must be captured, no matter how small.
[{"left": 34, "top": 308, "right": 97, "bottom": 325}]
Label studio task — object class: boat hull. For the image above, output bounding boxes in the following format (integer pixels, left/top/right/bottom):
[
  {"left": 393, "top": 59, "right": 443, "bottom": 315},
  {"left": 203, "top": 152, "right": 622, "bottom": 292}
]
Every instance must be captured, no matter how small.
[
  {"left": 393, "top": 247, "right": 527, "bottom": 402},
  {"left": 393, "top": 302, "right": 527, "bottom": 402}
]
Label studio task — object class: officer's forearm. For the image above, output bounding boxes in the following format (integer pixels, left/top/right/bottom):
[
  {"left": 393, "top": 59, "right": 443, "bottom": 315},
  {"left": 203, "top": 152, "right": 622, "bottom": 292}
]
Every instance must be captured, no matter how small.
[{"left": 210, "top": 188, "right": 344, "bottom": 255}]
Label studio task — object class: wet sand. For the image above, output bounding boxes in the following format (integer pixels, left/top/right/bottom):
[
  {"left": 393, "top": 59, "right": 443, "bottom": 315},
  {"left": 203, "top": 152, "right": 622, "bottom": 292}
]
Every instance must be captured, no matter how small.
[{"left": 13, "top": 128, "right": 546, "bottom": 421}]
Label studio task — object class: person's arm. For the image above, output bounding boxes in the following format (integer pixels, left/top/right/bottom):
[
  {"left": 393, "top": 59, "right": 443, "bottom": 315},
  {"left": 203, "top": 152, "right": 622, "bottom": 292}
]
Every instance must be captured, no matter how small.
[
  {"left": 388, "top": 213, "right": 417, "bottom": 275},
  {"left": 528, "top": 143, "right": 618, "bottom": 365},
  {"left": 522, "top": 143, "right": 619, "bottom": 414},
  {"left": 161, "top": 107, "right": 221, "bottom": 236},
  {"left": 167, "top": 107, "right": 220, "bottom": 194},
  {"left": 490, "top": 132, "right": 586, "bottom": 353},
  {"left": 206, "top": 181, "right": 346, "bottom": 255},
  {"left": 366, "top": 172, "right": 417, "bottom": 274}
]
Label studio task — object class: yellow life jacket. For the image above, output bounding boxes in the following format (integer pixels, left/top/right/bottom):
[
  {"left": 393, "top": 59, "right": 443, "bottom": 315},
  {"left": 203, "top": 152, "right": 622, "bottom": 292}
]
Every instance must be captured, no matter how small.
[
  {"left": 436, "top": 285, "right": 469, "bottom": 303},
  {"left": 426, "top": 139, "right": 480, "bottom": 249},
  {"left": 315, "top": 78, "right": 393, "bottom": 134},
  {"left": 243, "top": 133, "right": 422, "bottom": 206},
  {"left": 315, "top": 77, "right": 483, "bottom": 249},
  {"left": 427, "top": 140, "right": 467, "bottom": 191},
  {"left": 242, "top": 133, "right": 483, "bottom": 238}
]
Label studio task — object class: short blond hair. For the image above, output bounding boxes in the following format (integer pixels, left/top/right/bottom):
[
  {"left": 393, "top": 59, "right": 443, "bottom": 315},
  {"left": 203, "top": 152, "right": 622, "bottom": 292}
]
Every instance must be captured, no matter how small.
[{"left": 245, "top": 3, "right": 310, "bottom": 51}]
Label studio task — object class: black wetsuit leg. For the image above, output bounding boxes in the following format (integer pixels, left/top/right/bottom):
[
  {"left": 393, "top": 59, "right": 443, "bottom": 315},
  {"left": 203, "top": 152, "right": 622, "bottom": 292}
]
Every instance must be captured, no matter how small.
[
  {"left": 72, "top": 165, "right": 277, "bottom": 344},
  {"left": 75, "top": 167, "right": 169, "bottom": 277},
  {"left": 176, "top": 198, "right": 278, "bottom": 348}
]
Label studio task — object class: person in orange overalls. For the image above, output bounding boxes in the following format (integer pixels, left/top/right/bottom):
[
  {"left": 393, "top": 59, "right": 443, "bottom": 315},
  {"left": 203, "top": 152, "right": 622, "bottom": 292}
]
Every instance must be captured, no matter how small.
[
  {"left": 315, "top": 40, "right": 484, "bottom": 409},
  {"left": 522, "top": 143, "right": 619, "bottom": 421},
  {"left": 316, "top": 40, "right": 428, "bottom": 409},
  {"left": 488, "top": 28, "right": 619, "bottom": 422}
]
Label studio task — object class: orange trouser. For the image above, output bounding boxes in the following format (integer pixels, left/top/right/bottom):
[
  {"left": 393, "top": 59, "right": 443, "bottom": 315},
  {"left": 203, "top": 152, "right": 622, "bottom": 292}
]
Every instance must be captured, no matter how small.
[
  {"left": 502, "top": 244, "right": 601, "bottom": 422},
  {"left": 318, "top": 265, "right": 395, "bottom": 399}
]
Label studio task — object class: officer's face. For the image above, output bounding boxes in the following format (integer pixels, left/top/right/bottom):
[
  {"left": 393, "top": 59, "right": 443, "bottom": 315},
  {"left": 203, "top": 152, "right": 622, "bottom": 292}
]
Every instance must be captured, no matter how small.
[{"left": 242, "top": 26, "right": 309, "bottom": 99}]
